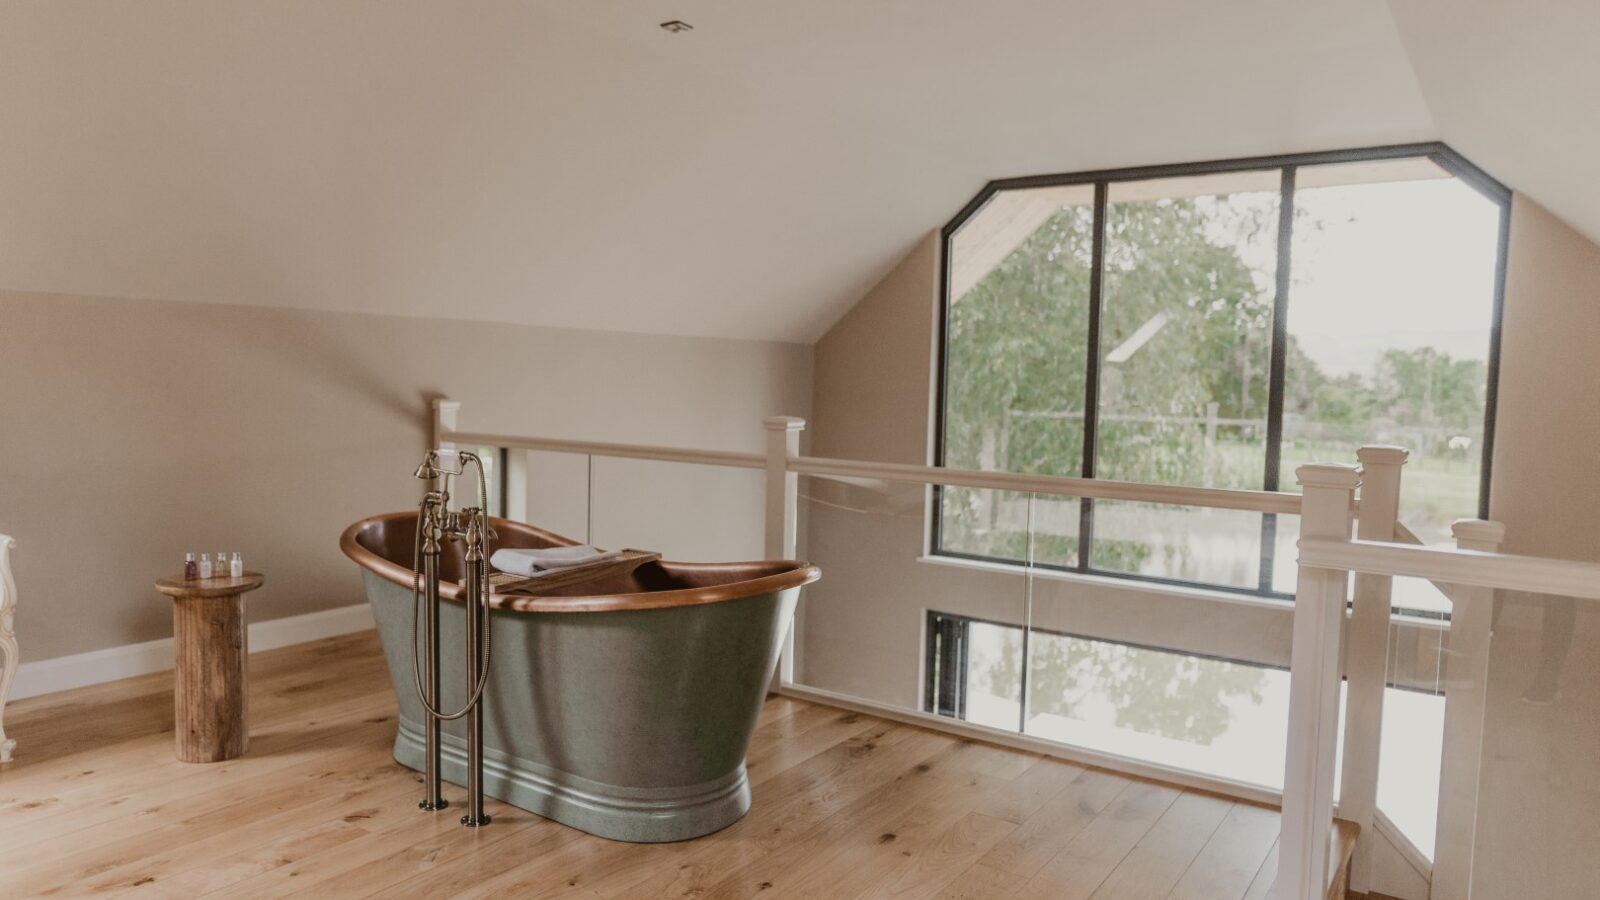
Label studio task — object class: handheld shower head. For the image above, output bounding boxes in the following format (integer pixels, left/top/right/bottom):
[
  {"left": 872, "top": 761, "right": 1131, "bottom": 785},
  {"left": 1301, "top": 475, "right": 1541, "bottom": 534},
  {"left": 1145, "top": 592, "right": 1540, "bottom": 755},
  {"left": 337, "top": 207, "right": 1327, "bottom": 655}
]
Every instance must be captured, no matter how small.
[
  {"left": 414, "top": 455, "right": 442, "bottom": 480},
  {"left": 415, "top": 448, "right": 464, "bottom": 480}
]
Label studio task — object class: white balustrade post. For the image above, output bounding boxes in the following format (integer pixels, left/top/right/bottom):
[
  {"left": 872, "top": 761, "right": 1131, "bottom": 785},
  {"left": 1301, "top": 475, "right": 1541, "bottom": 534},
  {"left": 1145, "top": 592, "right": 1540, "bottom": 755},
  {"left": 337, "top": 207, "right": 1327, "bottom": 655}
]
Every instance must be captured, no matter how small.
[
  {"left": 431, "top": 399, "right": 463, "bottom": 512},
  {"left": 1431, "top": 518, "right": 1504, "bottom": 900},
  {"left": 0, "top": 533, "right": 18, "bottom": 763},
  {"left": 1342, "top": 445, "right": 1408, "bottom": 893},
  {"left": 431, "top": 398, "right": 460, "bottom": 452},
  {"left": 765, "top": 417, "right": 805, "bottom": 689},
  {"left": 1276, "top": 463, "right": 1360, "bottom": 900}
]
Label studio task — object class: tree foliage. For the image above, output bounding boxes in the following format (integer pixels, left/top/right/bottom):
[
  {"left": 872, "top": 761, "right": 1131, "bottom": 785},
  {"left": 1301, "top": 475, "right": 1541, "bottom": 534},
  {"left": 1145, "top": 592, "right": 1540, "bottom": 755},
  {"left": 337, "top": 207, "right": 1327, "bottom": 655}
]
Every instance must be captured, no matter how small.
[
  {"left": 976, "top": 629, "right": 1267, "bottom": 745},
  {"left": 941, "top": 192, "right": 1489, "bottom": 565}
]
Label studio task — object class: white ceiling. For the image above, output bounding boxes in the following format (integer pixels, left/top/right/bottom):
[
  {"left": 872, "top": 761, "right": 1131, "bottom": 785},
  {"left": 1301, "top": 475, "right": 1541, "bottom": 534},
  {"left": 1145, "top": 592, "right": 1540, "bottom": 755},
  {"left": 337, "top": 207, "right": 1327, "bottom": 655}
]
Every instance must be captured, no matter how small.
[{"left": 0, "top": 2, "right": 1586, "bottom": 344}]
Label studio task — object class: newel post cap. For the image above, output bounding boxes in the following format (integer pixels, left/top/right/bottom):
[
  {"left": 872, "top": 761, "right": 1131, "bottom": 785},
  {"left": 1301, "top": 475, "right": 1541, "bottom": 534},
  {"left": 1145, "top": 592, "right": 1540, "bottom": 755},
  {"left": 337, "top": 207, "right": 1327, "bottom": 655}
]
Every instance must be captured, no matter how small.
[
  {"left": 1296, "top": 462, "right": 1362, "bottom": 491},
  {"left": 1356, "top": 445, "right": 1410, "bottom": 466},
  {"left": 1452, "top": 518, "right": 1506, "bottom": 545},
  {"left": 764, "top": 416, "right": 807, "bottom": 432}
]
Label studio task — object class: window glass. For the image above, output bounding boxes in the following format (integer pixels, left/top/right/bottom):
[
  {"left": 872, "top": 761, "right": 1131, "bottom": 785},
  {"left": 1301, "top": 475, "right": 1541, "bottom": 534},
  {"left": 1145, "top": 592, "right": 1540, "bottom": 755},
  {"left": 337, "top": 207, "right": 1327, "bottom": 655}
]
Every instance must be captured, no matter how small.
[
  {"left": 930, "top": 609, "right": 1445, "bottom": 820},
  {"left": 1093, "top": 501, "right": 1265, "bottom": 588},
  {"left": 1092, "top": 172, "right": 1280, "bottom": 585},
  {"left": 1097, "top": 171, "right": 1280, "bottom": 488},
  {"left": 1285, "top": 160, "right": 1500, "bottom": 545},
  {"left": 937, "top": 150, "right": 1505, "bottom": 597},
  {"left": 942, "top": 183, "right": 1094, "bottom": 564},
  {"left": 961, "top": 618, "right": 1024, "bottom": 731},
  {"left": 943, "top": 185, "right": 1096, "bottom": 487}
]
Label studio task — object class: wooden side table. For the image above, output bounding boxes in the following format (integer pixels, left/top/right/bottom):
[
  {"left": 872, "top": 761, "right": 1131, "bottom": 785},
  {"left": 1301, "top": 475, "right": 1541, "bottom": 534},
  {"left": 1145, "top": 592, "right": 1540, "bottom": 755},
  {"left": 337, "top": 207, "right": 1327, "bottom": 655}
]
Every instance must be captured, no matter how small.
[{"left": 154, "top": 571, "right": 264, "bottom": 763}]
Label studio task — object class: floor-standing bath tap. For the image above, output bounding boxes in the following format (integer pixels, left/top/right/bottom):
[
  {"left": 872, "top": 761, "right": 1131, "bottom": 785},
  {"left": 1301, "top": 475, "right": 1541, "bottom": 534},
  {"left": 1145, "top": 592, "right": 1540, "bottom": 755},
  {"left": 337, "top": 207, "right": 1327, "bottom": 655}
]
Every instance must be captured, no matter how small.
[
  {"left": 417, "top": 500, "right": 445, "bottom": 812},
  {"left": 409, "top": 448, "right": 495, "bottom": 826}
]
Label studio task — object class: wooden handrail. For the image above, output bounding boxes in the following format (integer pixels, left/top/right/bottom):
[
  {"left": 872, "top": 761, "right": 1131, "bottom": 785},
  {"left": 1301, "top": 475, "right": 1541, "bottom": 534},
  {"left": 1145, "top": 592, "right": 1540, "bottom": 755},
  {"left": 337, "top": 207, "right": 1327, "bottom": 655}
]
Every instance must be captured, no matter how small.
[
  {"left": 443, "top": 430, "right": 766, "bottom": 470},
  {"left": 1391, "top": 520, "right": 1478, "bottom": 610},
  {"left": 1393, "top": 521, "right": 1426, "bottom": 547},
  {"left": 788, "top": 455, "right": 1304, "bottom": 514},
  {"left": 442, "top": 428, "right": 1307, "bottom": 514},
  {"left": 1299, "top": 537, "right": 1600, "bottom": 600}
]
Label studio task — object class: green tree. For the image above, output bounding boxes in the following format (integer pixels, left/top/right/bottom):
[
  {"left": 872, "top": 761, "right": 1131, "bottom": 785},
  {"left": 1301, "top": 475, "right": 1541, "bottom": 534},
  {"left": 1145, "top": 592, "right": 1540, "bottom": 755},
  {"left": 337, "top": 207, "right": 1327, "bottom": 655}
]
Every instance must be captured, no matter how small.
[
  {"left": 1374, "top": 347, "right": 1486, "bottom": 437},
  {"left": 942, "top": 195, "right": 1282, "bottom": 568},
  {"left": 945, "top": 196, "right": 1279, "bottom": 489}
]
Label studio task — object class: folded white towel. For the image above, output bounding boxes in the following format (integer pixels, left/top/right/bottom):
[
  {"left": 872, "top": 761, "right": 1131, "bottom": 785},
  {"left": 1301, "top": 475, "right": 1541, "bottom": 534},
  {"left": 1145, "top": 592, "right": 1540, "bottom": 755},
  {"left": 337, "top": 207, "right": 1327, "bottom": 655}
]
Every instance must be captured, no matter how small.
[{"left": 490, "top": 545, "right": 622, "bottom": 577}]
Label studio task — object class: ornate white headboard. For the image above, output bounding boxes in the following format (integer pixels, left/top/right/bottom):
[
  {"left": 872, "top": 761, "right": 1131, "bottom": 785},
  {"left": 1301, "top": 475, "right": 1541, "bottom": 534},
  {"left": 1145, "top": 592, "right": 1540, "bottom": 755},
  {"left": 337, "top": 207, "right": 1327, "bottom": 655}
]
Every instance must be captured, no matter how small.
[{"left": 0, "top": 533, "right": 16, "bottom": 762}]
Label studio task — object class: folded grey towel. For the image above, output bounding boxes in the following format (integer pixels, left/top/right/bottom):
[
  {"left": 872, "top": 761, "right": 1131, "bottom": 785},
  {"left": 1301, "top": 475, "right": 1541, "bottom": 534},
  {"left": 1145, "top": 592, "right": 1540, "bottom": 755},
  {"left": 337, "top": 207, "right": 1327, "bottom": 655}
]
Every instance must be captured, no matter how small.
[{"left": 490, "top": 546, "right": 622, "bottom": 577}]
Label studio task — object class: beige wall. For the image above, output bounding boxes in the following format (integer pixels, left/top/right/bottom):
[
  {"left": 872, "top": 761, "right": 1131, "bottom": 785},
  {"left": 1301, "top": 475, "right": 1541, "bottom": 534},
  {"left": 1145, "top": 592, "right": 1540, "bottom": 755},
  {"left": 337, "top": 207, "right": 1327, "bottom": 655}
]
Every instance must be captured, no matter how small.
[
  {"left": 811, "top": 232, "right": 941, "bottom": 464},
  {"left": 1489, "top": 194, "right": 1600, "bottom": 560},
  {"left": 1472, "top": 194, "right": 1600, "bottom": 898},
  {"left": 0, "top": 291, "right": 811, "bottom": 662}
]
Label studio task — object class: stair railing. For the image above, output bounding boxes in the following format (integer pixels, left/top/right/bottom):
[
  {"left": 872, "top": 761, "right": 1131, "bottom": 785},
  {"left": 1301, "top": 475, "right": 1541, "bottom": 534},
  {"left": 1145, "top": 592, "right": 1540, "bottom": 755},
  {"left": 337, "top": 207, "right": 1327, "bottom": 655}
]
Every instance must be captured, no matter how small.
[{"left": 1282, "top": 490, "right": 1600, "bottom": 899}]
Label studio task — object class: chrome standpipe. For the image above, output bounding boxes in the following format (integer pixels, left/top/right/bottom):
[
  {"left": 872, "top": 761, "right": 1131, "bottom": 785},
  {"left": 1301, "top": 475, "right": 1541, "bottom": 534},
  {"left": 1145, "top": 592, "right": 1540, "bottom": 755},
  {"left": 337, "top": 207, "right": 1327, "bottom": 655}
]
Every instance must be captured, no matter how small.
[
  {"left": 409, "top": 449, "right": 495, "bottom": 827},
  {"left": 418, "top": 511, "right": 447, "bottom": 812},
  {"left": 460, "top": 529, "right": 491, "bottom": 827}
]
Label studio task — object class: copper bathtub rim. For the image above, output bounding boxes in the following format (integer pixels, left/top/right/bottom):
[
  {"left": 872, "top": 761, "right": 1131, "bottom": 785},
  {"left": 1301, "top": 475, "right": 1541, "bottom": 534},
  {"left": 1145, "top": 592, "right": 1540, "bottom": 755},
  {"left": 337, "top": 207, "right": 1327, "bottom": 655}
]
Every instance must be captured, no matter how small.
[{"left": 340, "top": 512, "right": 820, "bottom": 614}]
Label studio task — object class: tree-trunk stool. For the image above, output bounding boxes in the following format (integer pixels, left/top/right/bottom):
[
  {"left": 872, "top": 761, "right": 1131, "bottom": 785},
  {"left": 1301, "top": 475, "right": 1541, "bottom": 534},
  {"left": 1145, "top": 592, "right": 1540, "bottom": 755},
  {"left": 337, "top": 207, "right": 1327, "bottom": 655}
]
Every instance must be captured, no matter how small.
[{"left": 154, "top": 571, "right": 265, "bottom": 763}]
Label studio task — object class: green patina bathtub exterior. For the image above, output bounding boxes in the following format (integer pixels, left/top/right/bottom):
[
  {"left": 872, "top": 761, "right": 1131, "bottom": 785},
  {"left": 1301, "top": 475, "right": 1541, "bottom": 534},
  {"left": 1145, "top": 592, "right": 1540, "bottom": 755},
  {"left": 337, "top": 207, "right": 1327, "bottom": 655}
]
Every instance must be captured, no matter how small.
[{"left": 345, "top": 515, "right": 812, "bottom": 843}]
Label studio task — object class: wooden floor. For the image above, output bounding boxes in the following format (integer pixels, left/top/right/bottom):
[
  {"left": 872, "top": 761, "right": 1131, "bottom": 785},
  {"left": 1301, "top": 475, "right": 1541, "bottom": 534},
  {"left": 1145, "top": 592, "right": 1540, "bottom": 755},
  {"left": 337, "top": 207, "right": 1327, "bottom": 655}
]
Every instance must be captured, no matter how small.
[{"left": 0, "top": 631, "right": 1308, "bottom": 899}]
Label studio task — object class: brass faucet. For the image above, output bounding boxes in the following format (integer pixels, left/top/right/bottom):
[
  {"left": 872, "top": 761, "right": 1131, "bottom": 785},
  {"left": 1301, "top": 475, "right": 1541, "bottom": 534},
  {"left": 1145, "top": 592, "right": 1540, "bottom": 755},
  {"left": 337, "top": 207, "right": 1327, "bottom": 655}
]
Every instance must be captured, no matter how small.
[{"left": 410, "top": 448, "right": 495, "bottom": 827}]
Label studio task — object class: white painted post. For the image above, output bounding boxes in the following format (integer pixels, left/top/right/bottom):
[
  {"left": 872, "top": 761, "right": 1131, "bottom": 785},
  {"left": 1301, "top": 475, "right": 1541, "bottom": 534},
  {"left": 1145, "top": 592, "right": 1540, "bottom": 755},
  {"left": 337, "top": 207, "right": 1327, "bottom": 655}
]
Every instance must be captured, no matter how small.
[
  {"left": 1342, "top": 445, "right": 1408, "bottom": 893},
  {"left": 431, "top": 398, "right": 460, "bottom": 452},
  {"left": 1431, "top": 518, "right": 1505, "bottom": 900},
  {"left": 504, "top": 451, "right": 529, "bottom": 522},
  {"left": 1275, "top": 463, "right": 1361, "bottom": 900},
  {"left": 431, "top": 399, "right": 463, "bottom": 512},
  {"left": 0, "top": 533, "right": 16, "bottom": 762},
  {"left": 765, "top": 417, "right": 805, "bottom": 689}
]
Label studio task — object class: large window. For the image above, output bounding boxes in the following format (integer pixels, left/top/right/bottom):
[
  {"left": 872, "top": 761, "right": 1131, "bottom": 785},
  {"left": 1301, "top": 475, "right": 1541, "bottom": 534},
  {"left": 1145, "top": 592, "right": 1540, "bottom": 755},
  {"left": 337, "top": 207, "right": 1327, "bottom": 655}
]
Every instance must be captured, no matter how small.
[{"left": 935, "top": 145, "right": 1509, "bottom": 597}]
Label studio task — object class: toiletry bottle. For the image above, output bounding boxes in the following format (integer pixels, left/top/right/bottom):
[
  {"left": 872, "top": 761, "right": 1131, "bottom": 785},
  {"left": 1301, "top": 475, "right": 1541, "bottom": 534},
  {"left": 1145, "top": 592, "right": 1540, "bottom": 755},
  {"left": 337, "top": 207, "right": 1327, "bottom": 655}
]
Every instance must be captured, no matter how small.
[
  {"left": 199, "top": 553, "right": 213, "bottom": 579},
  {"left": 184, "top": 553, "right": 198, "bottom": 580},
  {"left": 230, "top": 552, "right": 243, "bottom": 578},
  {"left": 216, "top": 551, "right": 227, "bottom": 578}
]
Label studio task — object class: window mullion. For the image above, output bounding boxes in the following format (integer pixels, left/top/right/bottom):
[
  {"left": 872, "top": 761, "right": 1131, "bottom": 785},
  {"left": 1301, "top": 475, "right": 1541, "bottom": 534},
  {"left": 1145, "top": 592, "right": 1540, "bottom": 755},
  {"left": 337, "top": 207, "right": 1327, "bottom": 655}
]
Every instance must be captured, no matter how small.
[
  {"left": 1078, "top": 181, "right": 1109, "bottom": 573},
  {"left": 1260, "top": 166, "right": 1297, "bottom": 591}
]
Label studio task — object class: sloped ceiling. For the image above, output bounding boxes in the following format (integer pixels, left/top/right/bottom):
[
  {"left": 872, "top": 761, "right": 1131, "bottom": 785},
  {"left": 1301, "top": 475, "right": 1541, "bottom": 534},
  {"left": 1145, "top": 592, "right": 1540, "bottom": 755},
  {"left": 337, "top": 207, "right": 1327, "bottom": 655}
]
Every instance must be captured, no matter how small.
[
  {"left": 1387, "top": 0, "right": 1600, "bottom": 247},
  {"left": 4, "top": 1, "right": 1546, "bottom": 344}
]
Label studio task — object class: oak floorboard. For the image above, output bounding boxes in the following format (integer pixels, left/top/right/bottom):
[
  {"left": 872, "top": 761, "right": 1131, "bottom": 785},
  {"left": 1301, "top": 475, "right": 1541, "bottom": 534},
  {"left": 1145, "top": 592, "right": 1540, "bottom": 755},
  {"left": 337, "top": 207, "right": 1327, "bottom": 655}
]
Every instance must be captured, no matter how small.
[
  {"left": 1087, "top": 790, "right": 1234, "bottom": 899},
  {"left": 968, "top": 754, "right": 1086, "bottom": 826},
  {"left": 602, "top": 723, "right": 952, "bottom": 900},
  {"left": 932, "top": 862, "right": 1028, "bottom": 900},
  {"left": 1165, "top": 800, "right": 1281, "bottom": 900},
  {"left": 977, "top": 766, "right": 1132, "bottom": 879},
  {"left": 1242, "top": 838, "right": 1281, "bottom": 900},
  {"left": 4, "top": 630, "right": 1318, "bottom": 900},
  {"left": 1013, "top": 779, "right": 1183, "bottom": 900}
]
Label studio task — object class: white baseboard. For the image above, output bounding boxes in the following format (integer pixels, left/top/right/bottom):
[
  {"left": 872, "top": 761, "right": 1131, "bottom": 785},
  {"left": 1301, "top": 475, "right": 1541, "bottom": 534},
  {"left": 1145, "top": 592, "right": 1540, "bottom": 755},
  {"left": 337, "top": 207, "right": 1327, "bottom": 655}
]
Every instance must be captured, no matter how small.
[{"left": 11, "top": 603, "right": 374, "bottom": 701}]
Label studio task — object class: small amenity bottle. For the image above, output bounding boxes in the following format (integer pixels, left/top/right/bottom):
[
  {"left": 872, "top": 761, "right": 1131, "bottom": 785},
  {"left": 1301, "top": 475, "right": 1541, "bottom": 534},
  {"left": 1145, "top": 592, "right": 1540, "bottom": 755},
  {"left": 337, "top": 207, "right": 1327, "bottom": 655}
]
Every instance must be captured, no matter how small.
[
  {"left": 199, "top": 553, "right": 213, "bottom": 579},
  {"left": 215, "top": 551, "right": 227, "bottom": 578},
  {"left": 183, "top": 553, "right": 198, "bottom": 580},
  {"left": 230, "top": 552, "right": 243, "bottom": 578}
]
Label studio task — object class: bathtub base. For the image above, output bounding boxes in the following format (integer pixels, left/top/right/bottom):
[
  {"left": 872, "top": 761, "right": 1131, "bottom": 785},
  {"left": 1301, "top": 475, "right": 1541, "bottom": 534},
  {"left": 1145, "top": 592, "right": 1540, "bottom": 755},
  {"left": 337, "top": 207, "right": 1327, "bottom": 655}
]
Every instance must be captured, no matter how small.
[{"left": 393, "top": 718, "right": 751, "bottom": 843}]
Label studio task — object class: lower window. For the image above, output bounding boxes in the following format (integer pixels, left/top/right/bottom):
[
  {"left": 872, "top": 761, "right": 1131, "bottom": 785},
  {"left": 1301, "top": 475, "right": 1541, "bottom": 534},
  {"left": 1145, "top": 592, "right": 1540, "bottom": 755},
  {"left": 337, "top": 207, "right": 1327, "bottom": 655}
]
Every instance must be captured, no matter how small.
[{"left": 922, "top": 610, "right": 1447, "bottom": 857}]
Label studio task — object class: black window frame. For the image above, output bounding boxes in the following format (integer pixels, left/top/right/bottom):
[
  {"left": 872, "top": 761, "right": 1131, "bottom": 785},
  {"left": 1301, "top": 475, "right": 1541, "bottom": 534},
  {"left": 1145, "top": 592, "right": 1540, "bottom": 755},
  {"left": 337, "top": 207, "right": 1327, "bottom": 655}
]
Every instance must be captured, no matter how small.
[{"left": 931, "top": 142, "right": 1512, "bottom": 601}]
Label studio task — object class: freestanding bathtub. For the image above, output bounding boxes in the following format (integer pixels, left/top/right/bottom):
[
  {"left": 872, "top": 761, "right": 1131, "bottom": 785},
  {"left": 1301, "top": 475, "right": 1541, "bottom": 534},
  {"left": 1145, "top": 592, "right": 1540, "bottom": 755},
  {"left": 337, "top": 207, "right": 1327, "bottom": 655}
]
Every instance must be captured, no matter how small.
[{"left": 341, "top": 513, "right": 819, "bottom": 842}]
